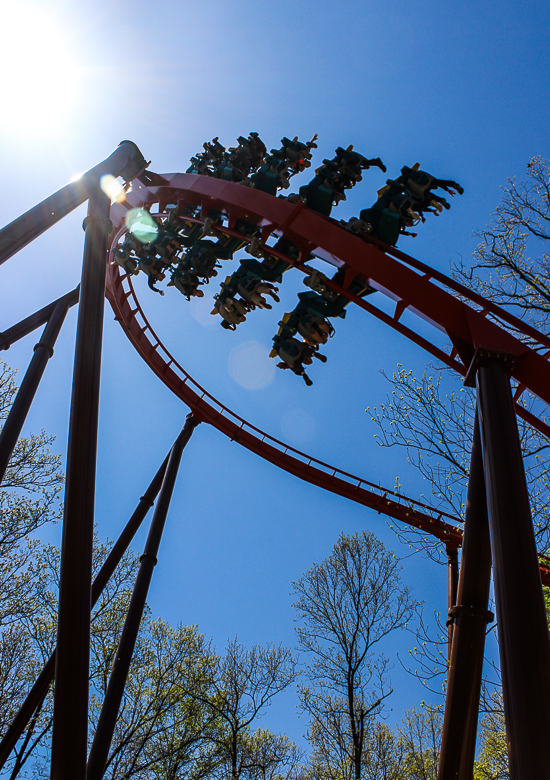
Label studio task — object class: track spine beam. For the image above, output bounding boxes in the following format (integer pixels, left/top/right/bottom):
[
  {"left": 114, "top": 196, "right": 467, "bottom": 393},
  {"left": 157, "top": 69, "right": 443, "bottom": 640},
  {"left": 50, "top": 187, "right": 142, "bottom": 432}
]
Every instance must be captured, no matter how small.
[{"left": 0, "top": 142, "right": 147, "bottom": 267}]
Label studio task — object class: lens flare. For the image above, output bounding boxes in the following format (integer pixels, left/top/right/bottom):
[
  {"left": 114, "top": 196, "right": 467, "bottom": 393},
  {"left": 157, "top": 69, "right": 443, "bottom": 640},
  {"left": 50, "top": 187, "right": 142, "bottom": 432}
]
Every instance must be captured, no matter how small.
[
  {"left": 228, "top": 341, "right": 275, "bottom": 390},
  {"left": 280, "top": 409, "right": 317, "bottom": 447},
  {"left": 100, "top": 174, "right": 126, "bottom": 203},
  {"left": 190, "top": 295, "right": 219, "bottom": 330},
  {"left": 125, "top": 208, "right": 159, "bottom": 244}
]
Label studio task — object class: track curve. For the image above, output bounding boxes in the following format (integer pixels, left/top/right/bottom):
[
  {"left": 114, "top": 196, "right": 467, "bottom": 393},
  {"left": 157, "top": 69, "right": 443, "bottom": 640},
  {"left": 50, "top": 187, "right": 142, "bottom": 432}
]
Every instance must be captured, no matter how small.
[
  {"left": 106, "top": 173, "right": 550, "bottom": 582},
  {"left": 106, "top": 263, "right": 463, "bottom": 549}
]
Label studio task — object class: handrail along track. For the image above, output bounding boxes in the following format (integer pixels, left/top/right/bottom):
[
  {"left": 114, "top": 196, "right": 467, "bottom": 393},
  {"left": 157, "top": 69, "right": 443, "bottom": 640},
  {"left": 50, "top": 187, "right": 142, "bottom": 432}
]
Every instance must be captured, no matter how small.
[{"left": 107, "top": 177, "right": 550, "bottom": 582}]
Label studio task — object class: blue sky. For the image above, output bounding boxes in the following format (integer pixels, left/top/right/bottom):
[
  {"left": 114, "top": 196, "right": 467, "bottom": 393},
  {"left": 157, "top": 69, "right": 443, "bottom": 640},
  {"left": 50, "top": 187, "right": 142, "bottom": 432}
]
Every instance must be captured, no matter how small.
[{"left": 1, "top": 0, "right": 549, "bottom": 749}]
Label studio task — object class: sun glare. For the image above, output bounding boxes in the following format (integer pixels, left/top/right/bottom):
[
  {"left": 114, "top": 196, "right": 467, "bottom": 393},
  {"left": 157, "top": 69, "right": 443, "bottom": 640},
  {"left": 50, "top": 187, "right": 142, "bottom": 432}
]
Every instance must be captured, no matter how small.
[
  {"left": 0, "top": 7, "right": 80, "bottom": 134},
  {"left": 100, "top": 174, "right": 126, "bottom": 203}
]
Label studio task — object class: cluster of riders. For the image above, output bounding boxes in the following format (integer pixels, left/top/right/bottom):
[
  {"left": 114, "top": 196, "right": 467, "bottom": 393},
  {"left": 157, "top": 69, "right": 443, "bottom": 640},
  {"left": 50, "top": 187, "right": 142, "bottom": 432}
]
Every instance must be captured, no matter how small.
[{"left": 112, "top": 132, "right": 462, "bottom": 385}]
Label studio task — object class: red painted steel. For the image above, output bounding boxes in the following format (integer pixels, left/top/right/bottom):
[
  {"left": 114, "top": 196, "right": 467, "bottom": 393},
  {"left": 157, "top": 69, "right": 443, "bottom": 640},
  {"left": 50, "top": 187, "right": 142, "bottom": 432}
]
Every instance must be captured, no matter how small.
[
  {"left": 113, "top": 174, "right": 550, "bottom": 437},
  {"left": 106, "top": 174, "right": 550, "bottom": 584},
  {"left": 106, "top": 265, "right": 462, "bottom": 548}
]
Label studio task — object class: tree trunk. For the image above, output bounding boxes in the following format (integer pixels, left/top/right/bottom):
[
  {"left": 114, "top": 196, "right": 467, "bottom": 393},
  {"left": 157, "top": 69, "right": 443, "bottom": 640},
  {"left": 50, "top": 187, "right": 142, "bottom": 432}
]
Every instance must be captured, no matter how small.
[
  {"left": 353, "top": 708, "right": 365, "bottom": 780},
  {"left": 232, "top": 730, "right": 239, "bottom": 780}
]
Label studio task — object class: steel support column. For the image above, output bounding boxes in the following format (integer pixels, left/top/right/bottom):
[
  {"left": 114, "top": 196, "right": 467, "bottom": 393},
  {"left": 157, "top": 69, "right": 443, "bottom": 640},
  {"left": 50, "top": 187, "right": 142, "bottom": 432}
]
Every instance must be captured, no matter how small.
[
  {"left": 438, "top": 411, "right": 493, "bottom": 780},
  {"left": 0, "top": 298, "right": 72, "bottom": 483},
  {"left": 477, "top": 359, "right": 550, "bottom": 777},
  {"left": 446, "top": 547, "right": 459, "bottom": 663},
  {"left": 86, "top": 414, "right": 199, "bottom": 780},
  {"left": 50, "top": 188, "right": 112, "bottom": 780},
  {"left": 0, "top": 445, "right": 172, "bottom": 771},
  {"left": 0, "top": 287, "right": 79, "bottom": 352},
  {"left": 0, "top": 142, "right": 147, "bottom": 267}
]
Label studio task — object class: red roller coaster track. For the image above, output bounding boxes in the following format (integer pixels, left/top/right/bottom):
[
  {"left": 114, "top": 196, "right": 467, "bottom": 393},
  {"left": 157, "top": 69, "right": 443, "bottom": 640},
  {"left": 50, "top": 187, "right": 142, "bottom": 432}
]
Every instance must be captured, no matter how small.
[
  {"left": 106, "top": 173, "right": 550, "bottom": 583},
  {"left": 4, "top": 144, "right": 550, "bottom": 778}
]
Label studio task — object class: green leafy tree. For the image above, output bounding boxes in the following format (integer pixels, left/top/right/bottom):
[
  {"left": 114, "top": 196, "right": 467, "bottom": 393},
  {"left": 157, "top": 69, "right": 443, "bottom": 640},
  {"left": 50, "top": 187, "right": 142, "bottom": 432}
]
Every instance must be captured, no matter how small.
[
  {"left": 0, "top": 361, "right": 64, "bottom": 778},
  {"left": 2, "top": 539, "right": 139, "bottom": 778},
  {"left": 181, "top": 637, "right": 298, "bottom": 780},
  {"left": 90, "top": 616, "right": 216, "bottom": 780},
  {"left": 473, "top": 692, "right": 508, "bottom": 780},
  {"left": 0, "top": 362, "right": 63, "bottom": 631},
  {"left": 397, "top": 706, "right": 442, "bottom": 780},
  {"left": 3, "top": 533, "right": 222, "bottom": 780},
  {"left": 361, "top": 721, "right": 404, "bottom": 780},
  {"left": 238, "top": 728, "right": 304, "bottom": 780},
  {"left": 301, "top": 706, "right": 442, "bottom": 780},
  {"left": 0, "top": 361, "right": 222, "bottom": 779}
]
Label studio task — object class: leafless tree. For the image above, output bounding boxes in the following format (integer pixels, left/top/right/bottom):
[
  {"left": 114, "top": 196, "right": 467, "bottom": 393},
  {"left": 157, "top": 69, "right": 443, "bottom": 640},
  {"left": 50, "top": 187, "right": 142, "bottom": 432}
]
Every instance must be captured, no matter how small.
[
  {"left": 293, "top": 531, "right": 417, "bottom": 780},
  {"left": 366, "top": 159, "right": 550, "bottom": 719},
  {"left": 368, "top": 365, "right": 550, "bottom": 564},
  {"left": 454, "top": 156, "right": 550, "bottom": 334}
]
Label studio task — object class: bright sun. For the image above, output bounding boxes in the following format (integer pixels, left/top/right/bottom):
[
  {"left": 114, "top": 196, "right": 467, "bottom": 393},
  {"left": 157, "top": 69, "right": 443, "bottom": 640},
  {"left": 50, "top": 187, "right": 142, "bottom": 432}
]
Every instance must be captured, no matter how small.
[{"left": 0, "top": 7, "right": 79, "bottom": 134}]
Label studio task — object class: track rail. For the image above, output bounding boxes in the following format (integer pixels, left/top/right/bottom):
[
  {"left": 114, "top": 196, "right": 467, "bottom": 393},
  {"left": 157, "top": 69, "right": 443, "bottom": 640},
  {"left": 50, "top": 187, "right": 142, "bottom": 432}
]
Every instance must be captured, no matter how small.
[
  {"left": 106, "top": 264, "right": 463, "bottom": 549},
  {"left": 106, "top": 174, "right": 550, "bottom": 582},
  {"left": 113, "top": 173, "right": 550, "bottom": 437}
]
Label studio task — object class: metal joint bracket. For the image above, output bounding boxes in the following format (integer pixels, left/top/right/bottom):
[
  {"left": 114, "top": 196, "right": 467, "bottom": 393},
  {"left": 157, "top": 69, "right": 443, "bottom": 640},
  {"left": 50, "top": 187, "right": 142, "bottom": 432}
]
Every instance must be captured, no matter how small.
[
  {"left": 448, "top": 605, "right": 495, "bottom": 624},
  {"left": 33, "top": 341, "right": 55, "bottom": 357},
  {"left": 139, "top": 552, "right": 158, "bottom": 565},
  {"left": 82, "top": 216, "right": 114, "bottom": 233},
  {"left": 186, "top": 412, "right": 202, "bottom": 427},
  {"left": 464, "top": 346, "right": 520, "bottom": 387}
]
